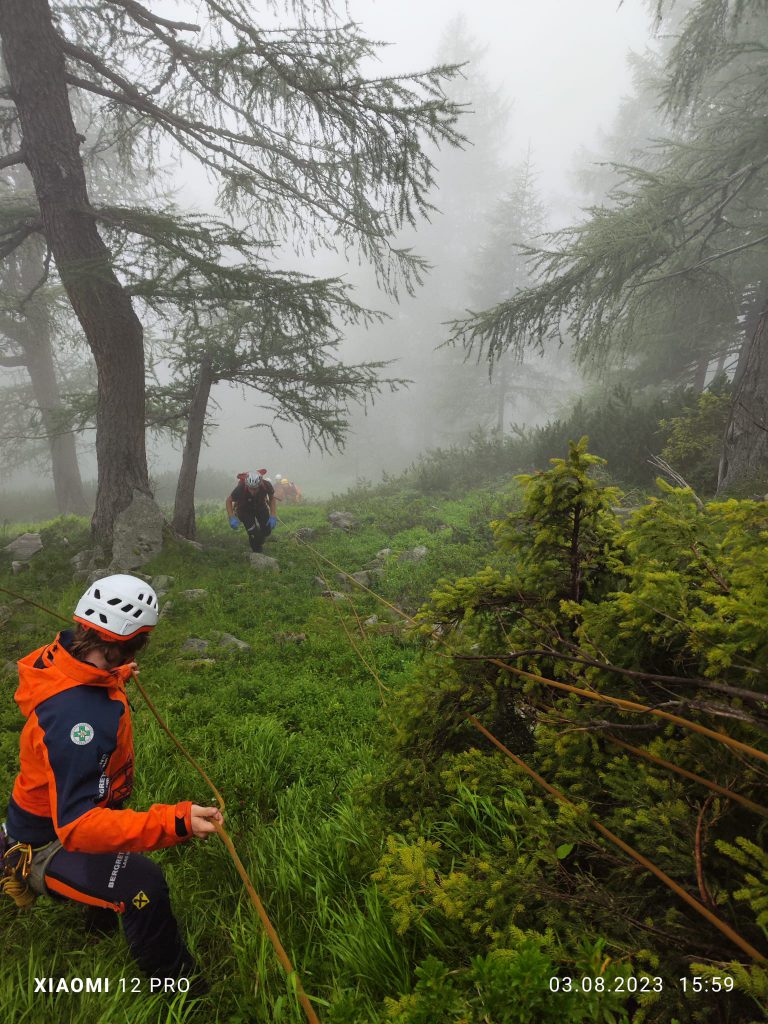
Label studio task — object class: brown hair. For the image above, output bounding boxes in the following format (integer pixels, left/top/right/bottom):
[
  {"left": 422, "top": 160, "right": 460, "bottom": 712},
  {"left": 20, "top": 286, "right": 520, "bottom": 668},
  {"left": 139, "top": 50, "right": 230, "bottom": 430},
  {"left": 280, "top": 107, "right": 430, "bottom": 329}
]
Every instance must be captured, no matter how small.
[{"left": 69, "top": 624, "right": 150, "bottom": 668}]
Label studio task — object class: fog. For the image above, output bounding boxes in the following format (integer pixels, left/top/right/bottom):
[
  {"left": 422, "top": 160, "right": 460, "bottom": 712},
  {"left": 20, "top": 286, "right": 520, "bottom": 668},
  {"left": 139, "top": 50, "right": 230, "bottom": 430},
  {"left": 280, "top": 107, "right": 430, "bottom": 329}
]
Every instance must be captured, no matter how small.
[{"left": 2, "top": 0, "right": 657, "bottom": 503}]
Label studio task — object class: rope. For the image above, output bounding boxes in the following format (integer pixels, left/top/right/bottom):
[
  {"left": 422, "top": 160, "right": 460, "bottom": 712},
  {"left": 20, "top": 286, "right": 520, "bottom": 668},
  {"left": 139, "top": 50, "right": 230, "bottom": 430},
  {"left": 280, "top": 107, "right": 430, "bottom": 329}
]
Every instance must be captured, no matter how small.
[
  {"left": 130, "top": 669, "right": 320, "bottom": 1024},
  {"left": 603, "top": 734, "right": 768, "bottom": 819},
  {"left": 467, "top": 715, "right": 766, "bottom": 963}
]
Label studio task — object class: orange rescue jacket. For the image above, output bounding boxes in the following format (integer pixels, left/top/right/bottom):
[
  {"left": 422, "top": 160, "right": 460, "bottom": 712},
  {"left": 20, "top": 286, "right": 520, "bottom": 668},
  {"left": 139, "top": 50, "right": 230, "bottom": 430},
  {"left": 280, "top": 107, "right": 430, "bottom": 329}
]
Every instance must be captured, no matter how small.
[{"left": 5, "top": 631, "right": 192, "bottom": 853}]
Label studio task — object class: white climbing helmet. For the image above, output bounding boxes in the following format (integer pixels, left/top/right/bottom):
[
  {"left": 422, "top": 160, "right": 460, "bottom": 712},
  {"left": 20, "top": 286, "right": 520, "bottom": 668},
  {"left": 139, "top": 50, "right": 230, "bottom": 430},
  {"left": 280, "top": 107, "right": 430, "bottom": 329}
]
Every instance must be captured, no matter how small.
[
  {"left": 245, "top": 470, "right": 263, "bottom": 487},
  {"left": 73, "top": 574, "right": 160, "bottom": 641}
]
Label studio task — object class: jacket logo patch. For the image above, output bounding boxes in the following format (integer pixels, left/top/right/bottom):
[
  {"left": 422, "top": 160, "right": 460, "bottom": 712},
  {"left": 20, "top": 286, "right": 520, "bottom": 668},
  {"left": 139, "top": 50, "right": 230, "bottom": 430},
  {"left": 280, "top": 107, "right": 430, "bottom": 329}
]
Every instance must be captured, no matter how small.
[
  {"left": 132, "top": 890, "right": 150, "bottom": 910},
  {"left": 70, "top": 723, "right": 94, "bottom": 745}
]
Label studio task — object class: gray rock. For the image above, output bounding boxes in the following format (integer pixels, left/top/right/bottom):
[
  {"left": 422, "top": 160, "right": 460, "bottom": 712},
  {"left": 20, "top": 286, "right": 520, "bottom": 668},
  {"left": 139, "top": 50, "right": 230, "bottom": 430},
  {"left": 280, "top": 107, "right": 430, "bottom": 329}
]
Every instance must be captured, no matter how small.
[
  {"left": 178, "top": 537, "right": 204, "bottom": 552},
  {"left": 180, "top": 589, "right": 208, "bottom": 601},
  {"left": 350, "top": 570, "right": 375, "bottom": 589},
  {"left": 398, "top": 545, "right": 428, "bottom": 563},
  {"left": 364, "top": 614, "right": 379, "bottom": 626},
  {"left": 322, "top": 590, "right": 349, "bottom": 602},
  {"left": 4, "top": 532, "right": 43, "bottom": 562},
  {"left": 328, "top": 511, "right": 358, "bottom": 531},
  {"left": 184, "top": 658, "right": 217, "bottom": 668},
  {"left": 1, "top": 660, "right": 17, "bottom": 678},
  {"left": 11, "top": 561, "right": 29, "bottom": 576},
  {"left": 218, "top": 633, "right": 251, "bottom": 652},
  {"left": 312, "top": 576, "right": 327, "bottom": 591},
  {"left": 109, "top": 492, "right": 165, "bottom": 571},
  {"left": 70, "top": 549, "right": 94, "bottom": 571},
  {"left": 181, "top": 637, "right": 209, "bottom": 653},
  {"left": 294, "top": 527, "right": 316, "bottom": 541},
  {"left": 151, "top": 574, "right": 175, "bottom": 592},
  {"left": 159, "top": 600, "right": 173, "bottom": 620},
  {"left": 249, "top": 553, "right": 280, "bottom": 572},
  {"left": 376, "top": 548, "right": 393, "bottom": 559},
  {"left": 0, "top": 604, "right": 10, "bottom": 625}
]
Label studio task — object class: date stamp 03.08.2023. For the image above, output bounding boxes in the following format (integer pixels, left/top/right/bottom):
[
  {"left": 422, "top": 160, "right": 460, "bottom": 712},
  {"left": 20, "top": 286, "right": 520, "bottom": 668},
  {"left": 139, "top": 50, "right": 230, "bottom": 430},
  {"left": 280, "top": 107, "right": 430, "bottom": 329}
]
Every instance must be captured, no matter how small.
[{"left": 548, "top": 975, "right": 736, "bottom": 997}]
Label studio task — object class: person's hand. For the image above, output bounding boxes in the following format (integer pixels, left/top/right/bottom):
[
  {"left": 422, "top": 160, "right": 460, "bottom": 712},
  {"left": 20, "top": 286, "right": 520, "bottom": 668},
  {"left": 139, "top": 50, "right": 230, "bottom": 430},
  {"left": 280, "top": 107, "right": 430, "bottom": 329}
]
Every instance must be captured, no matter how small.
[
  {"left": 267, "top": 515, "right": 277, "bottom": 529},
  {"left": 190, "top": 805, "right": 224, "bottom": 838},
  {"left": 229, "top": 516, "right": 239, "bottom": 529}
]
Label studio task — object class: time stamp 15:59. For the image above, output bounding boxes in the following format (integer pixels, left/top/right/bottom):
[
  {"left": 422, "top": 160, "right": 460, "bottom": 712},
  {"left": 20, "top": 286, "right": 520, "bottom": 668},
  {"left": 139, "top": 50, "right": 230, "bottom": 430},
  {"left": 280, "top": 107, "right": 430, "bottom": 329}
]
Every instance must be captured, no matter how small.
[{"left": 548, "top": 976, "right": 735, "bottom": 995}]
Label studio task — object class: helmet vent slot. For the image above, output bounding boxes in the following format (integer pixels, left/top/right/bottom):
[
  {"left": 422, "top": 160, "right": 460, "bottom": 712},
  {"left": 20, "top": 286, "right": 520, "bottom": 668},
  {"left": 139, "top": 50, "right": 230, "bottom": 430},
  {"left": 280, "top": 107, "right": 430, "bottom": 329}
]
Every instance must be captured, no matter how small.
[
  {"left": 99, "top": 613, "right": 108, "bottom": 624},
  {"left": 84, "top": 608, "right": 94, "bottom": 616},
  {"left": 94, "top": 589, "right": 101, "bottom": 599},
  {"left": 107, "top": 598, "right": 121, "bottom": 606},
  {"left": 121, "top": 603, "right": 134, "bottom": 612},
  {"left": 132, "top": 609, "right": 142, "bottom": 618}
]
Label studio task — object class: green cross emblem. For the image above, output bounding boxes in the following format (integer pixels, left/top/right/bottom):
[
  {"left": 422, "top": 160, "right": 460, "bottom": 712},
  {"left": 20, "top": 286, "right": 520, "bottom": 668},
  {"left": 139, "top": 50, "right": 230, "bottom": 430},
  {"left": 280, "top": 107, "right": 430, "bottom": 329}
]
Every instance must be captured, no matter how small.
[{"left": 70, "top": 723, "right": 94, "bottom": 745}]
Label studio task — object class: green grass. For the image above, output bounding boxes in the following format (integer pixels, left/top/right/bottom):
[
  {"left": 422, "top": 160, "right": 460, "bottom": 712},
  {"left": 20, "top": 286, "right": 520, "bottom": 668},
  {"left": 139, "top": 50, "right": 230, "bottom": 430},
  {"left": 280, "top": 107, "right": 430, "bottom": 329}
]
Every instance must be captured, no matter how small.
[{"left": 0, "top": 493, "right": 506, "bottom": 1023}]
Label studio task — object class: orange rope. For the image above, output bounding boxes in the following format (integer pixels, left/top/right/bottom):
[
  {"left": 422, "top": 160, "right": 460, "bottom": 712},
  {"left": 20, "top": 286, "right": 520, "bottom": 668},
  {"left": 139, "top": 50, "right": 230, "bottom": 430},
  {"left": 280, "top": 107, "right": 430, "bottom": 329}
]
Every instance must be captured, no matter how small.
[
  {"left": 467, "top": 716, "right": 766, "bottom": 963},
  {"left": 486, "top": 658, "right": 768, "bottom": 766},
  {"left": 131, "top": 669, "right": 321, "bottom": 1024},
  {"left": 604, "top": 735, "right": 768, "bottom": 819}
]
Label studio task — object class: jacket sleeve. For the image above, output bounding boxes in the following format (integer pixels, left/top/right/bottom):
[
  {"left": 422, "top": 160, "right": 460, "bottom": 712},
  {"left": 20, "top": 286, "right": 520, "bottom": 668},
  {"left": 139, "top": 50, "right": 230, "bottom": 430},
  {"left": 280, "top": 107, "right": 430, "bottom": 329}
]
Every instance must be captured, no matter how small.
[{"left": 35, "top": 688, "right": 193, "bottom": 854}]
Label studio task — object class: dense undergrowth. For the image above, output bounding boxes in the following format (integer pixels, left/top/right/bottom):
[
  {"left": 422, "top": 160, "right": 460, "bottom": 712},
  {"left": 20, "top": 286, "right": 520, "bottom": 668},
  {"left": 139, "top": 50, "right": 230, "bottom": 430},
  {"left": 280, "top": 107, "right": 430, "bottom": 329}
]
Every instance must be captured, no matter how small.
[{"left": 1, "top": 447, "right": 767, "bottom": 1023}]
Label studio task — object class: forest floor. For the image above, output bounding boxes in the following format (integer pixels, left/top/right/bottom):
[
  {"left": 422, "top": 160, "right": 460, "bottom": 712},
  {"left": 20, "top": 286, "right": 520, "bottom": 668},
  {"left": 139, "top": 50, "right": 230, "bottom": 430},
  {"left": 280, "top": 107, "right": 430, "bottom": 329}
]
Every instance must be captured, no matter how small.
[{"left": 0, "top": 488, "right": 511, "bottom": 1024}]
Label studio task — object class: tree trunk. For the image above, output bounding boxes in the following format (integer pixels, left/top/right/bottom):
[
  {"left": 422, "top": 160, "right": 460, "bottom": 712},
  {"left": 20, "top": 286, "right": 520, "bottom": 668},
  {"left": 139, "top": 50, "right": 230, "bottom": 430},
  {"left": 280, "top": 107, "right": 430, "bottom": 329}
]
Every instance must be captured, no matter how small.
[
  {"left": 0, "top": 0, "right": 150, "bottom": 544},
  {"left": 717, "top": 304, "right": 768, "bottom": 494},
  {"left": 496, "top": 359, "right": 508, "bottom": 435},
  {"left": 14, "top": 242, "right": 89, "bottom": 515},
  {"left": 172, "top": 360, "right": 214, "bottom": 539},
  {"left": 693, "top": 356, "right": 709, "bottom": 393}
]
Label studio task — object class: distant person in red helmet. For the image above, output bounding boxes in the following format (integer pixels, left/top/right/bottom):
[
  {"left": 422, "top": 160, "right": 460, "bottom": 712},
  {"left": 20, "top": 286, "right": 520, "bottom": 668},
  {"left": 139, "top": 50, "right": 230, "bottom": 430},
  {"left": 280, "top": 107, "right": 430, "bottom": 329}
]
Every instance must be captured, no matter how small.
[
  {"left": 226, "top": 469, "right": 277, "bottom": 552},
  {"left": 1, "top": 574, "right": 222, "bottom": 986}
]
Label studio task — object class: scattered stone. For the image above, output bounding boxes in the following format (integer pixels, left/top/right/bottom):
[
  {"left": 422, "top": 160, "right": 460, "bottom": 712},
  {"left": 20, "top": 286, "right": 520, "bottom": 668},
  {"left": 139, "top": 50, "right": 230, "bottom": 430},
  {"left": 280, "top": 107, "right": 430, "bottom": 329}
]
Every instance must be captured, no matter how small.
[
  {"left": 364, "top": 614, "right": 379, "bottom": 626},
  {"left": 178, "top": 538, "right": 204, "bottom": 552},
  {"left": 184, "top": 659, "right": 217, "bottom": 668},
  {"left": 109, "top": 492, "right": 165, "bottom": 571},
  {"left": 0, "top": 605, "right": 11, "bottom": 625},
  {"left": 70, "top": 549, "right": 94, "bottom": 572},
  {"left": 11, "top": 561, "right": 29, "bottom": 576},
  {"left": 218, "top": 632, "right": 251, "bottom": 652},
  {"left": 275, "top": 631, "right": 307, "bottom": 643},
  {"left": 398, "top": 545, "right": 428, "bottom": 563},
  {"left": 151, "top": 575, "right": 175, "bottom": 592},
  {"left": 249, "top": 553, "right": 280, "bottom": 572},
  {"left": 294, "top": 527, "right": 316, "bottom": 541},
  {"left": 181, "top": 637, "right": 209, "bottom": 653},
  {"left": 322, "top": 590, "right": 349, "bottom": 602},
  {"left": 328, "top": 511, "right": 358, "bottom": 531},
  {"left": 179, "top": 589, "right": 208, "bottom": 601},
  {"left": 312, "top": 576, "right": 327, "bottom": 591},
  {"left": 159, "top": 600, "right": 174, "bottom": 620},
  {"left": 350, "top": 570, "right": 376, "bottom": 588},
  {"left": 1, "top": 660, "right": 17, "bottom": 678},
  {"left": 3, "top": 532, "right": 43, "bottom": 562},
  {"left": 376, "top": 548, "right": 392, "bottom": 559},
  {"left": 72, "top": 570, "right": 89, "bottom": 583}
]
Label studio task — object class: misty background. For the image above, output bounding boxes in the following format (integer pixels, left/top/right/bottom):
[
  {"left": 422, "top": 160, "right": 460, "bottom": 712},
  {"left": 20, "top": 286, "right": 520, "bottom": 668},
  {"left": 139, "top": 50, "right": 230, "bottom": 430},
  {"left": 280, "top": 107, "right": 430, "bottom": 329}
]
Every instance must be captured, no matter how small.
[{"left": 1, "top": 0, "right": 655, "bottom": 504}]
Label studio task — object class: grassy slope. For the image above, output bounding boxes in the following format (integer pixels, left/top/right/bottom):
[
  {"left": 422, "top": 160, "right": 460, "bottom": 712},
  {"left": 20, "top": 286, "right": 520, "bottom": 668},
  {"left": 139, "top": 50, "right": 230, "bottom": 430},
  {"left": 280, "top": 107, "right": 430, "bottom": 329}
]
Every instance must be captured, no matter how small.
[{"left": 0, "top": 489, "right": 512, "bottom": 1023}]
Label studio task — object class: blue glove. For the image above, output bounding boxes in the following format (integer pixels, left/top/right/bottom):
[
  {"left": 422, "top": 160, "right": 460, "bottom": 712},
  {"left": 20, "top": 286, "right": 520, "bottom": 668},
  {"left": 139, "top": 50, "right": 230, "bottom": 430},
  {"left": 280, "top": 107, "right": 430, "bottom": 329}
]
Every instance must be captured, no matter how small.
[
  {"left": 229, "top": 516, "right": 239, "bottom": 529},
  {"left": 268, "top": 515, "right": 277, "bottom": 529}
]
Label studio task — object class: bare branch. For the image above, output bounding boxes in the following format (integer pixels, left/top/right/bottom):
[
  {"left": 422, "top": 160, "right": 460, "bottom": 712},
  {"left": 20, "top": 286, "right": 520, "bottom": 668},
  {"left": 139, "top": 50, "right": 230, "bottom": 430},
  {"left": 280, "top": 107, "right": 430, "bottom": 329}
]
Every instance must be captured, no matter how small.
[
  {"left": 0, "top": 148, "right": 24, "bottom": 170},
  {"left": 104, "top": 0, "right": 200, "bottom": 33}
]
